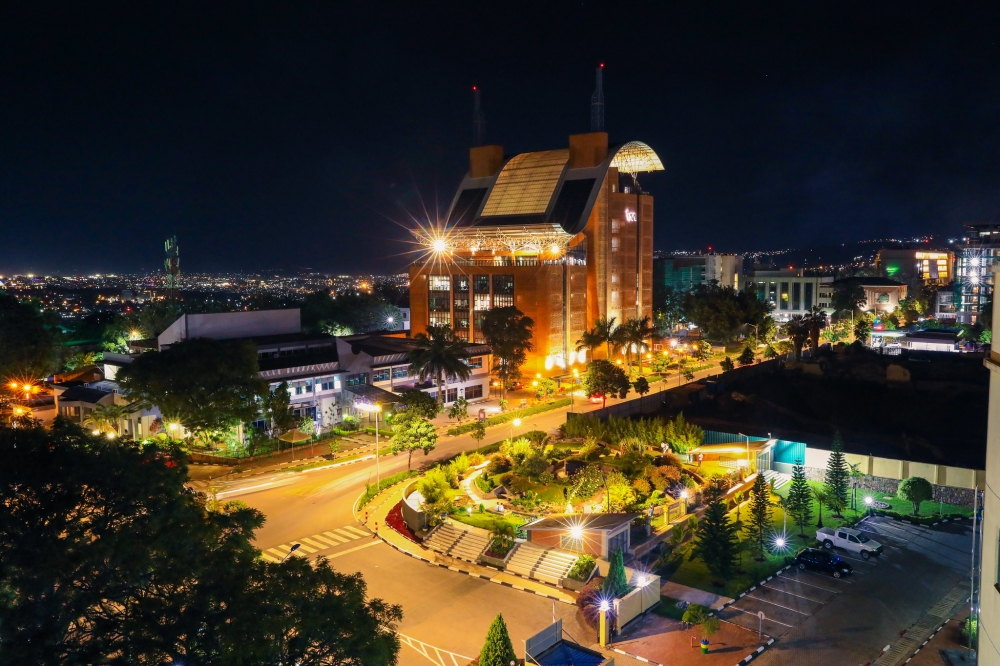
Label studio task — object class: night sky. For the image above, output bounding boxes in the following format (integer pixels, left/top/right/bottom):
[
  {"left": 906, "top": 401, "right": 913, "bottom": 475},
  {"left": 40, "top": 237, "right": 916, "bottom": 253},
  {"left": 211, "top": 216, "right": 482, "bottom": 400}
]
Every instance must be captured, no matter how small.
[{"left": 2, "top": 3, "right": 999, "bottom": 276}]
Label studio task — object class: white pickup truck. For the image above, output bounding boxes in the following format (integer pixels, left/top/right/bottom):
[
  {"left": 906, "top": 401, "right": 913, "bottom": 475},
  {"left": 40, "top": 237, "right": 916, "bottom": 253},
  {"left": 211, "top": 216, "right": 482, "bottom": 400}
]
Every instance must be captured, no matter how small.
[{"left": 816, "top": 527, "right": 883, "bottom": 560}]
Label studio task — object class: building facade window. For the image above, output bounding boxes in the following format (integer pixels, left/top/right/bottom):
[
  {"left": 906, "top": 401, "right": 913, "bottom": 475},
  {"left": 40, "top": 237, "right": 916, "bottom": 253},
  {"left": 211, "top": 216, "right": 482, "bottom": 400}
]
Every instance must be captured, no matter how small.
[
  {"left": 465, "top": 383, "right": 483, "bottom": 400},
  {"left": 780, "top": 282, "right": 789, "bottom": 310},
  {"left": 492, "top": 274, "right": 514, "bottom": 308},
  {"left": 372, "top": 368, "right": 390, "bottom": 383},
  {"left": 428, "top": 274, "right": 451, "bottom": 326},
  {"left": 391, "top": 366, "right": 409, "bottom": 379},
  {"left": 320, "top": 376, "right": 341, "bottom": 391},
  {"left": 611, "top": 237, "right": 620, "bottom": 252},
  {"left": 473, "top": 274, "right": 491, "bottom": 343},
  {"left": 804, "top": 283, "right": 814, "bottom": 310},
  {"left": 446, "top": 388, "right": 458, "bottom": 403},
  {"left": 345, "top": 373, "right": 368, "bottom": 387},
  {"left": 453, "top": 274, "right": 470, "bottom": 339},
  {"left": 466, "top": 356, "right": 483, "bottom": 369},
  {"left": 792, "top": 283, "right": 801, "bottom": 311}
]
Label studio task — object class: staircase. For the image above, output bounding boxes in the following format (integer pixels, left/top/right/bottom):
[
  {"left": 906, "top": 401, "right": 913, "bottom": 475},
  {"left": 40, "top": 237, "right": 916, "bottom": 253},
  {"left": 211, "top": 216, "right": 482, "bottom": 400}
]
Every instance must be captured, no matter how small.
[
  {"left": 423, "top": 521, "right": 490, "bottom": 563},
  {"left": 506, "top": 542, "right": 579, "bottom": 585},
  {"left": 762, "top": 469, "right": 791, "bottom": 490}
]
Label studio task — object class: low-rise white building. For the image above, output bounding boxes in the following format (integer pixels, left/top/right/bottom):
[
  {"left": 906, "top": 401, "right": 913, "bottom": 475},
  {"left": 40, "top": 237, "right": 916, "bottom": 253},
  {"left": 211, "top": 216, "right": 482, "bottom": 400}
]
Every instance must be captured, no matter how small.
[{"left": 747, "top": 269, "right": 834, "bottom": 322}]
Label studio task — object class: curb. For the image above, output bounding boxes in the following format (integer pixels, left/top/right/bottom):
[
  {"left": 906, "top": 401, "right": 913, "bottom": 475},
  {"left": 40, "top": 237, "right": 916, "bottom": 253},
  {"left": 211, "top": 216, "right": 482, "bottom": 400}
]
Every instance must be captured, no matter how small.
[
  {"left": 901, "top": 607, "right": 964, "bottom": 664},
  {"left": 378, "top": 535, "right": 576, "bottom": 605},
  {"left": 608, "top": 647, "right": 664, "bottom": 665},
  {"left": 736, "top": 638, "right": 776, "bottom": 665},
  {"left": 707, "top": 564, "right": 791, "bottom": 618}
]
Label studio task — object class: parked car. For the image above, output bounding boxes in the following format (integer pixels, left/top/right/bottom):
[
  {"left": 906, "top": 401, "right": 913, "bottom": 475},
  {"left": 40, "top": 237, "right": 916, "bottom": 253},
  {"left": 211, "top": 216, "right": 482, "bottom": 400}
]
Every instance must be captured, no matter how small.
[
  {"left": 816, "top": 526, "right": 883, "bottom": 560},
  {"left": 793, "top": 547, "right": 854, "bottom": 578},
  {"left": 589, "top": 394, "right": 604, "bottom": 404}
]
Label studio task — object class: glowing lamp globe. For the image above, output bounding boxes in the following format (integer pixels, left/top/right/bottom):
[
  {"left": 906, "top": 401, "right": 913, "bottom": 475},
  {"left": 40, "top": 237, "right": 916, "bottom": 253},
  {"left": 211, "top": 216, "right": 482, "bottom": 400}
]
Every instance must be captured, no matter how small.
[
  {"left": 599, "top": 600, "right": 610, "bottom": 612},
  {"left": 570, "top": 525, "right": 583, "bottom": 540},
  {"left": 432, "top": 238, "right": 447, "bottom": 253}
]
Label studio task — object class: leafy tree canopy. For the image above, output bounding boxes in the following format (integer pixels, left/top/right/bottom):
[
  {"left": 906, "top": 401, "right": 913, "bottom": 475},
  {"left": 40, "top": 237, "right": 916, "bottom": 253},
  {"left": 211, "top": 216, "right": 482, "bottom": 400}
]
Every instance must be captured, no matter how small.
[
  {"left": 117, "top": 338, "right": 268, "bottom": 437},
  {"left": 0, "top": 292, "right": 58, "bottom": 382},
  {"left": 0, "top": 421, "right": 401, "bottom": 665},
  {"left": 682, "top": 284, "right": 773, "bottom": 343},
  {"left": 897, "top": 476, "right": 934, "bottom": 515},
  {"left": 481, "top": 306, "right": 534, "bottom": 400},
  {"left": 389, "top": 410, "right": 438, "bottom": 470},
  {"left": 582, "top": 359, "right": 631, "bottom": 407},
  {"left": 302, "top": 290, "right": 402, "bottom": 335},
  {"left": 395, "top": 388, "right": 440, "bottom": 419}
]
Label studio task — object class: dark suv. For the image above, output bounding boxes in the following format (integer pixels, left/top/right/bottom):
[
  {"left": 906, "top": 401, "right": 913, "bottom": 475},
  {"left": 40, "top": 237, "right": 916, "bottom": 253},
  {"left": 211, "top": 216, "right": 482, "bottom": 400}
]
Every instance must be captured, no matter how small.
[{"left": 793, "top": 548, "right": 853, "bottom": 578}]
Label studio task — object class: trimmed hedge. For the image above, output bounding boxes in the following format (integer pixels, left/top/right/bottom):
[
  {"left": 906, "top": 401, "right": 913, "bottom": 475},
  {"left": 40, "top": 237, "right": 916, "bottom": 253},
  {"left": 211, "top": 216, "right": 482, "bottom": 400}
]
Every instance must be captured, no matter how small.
[
  {"left": 445, "top": 399, "right": 571, "bottom": 436},
  {"left": 356, "top": 470, "right": 418, "bottom": 510},
  {"left": 874, "top": 509, "right": 967, "bottom": 526}
]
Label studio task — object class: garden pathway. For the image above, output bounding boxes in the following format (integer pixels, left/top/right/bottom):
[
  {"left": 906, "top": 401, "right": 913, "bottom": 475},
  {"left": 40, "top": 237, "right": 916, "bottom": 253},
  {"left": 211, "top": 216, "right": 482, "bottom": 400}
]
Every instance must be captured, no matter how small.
[{"left": 660, "top": 580, "right": 733, "bottom": 611}]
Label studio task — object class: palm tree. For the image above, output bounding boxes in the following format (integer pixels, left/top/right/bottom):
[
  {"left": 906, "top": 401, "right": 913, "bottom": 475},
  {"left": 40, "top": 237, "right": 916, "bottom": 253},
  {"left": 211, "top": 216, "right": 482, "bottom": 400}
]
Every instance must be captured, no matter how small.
[
  {"left": 408, "top": 325, "right": 471, "bottom": 408},
  {"left": 620, "top": 317, "right": 655, "bottom": 373},
  {"left": 782, "top": 316, "right": 810, "bottom": 362},
  {"left": 805, "top": 306, "right": 828, "bottom": 355},
  {"left": 812, "top": 487, "right": 829, "bottom": 528},
  {"left": 576, "top": 316, "right": 619, "bottom": 360},
  {"left": 83, "top": 403, "right": 129, "bottom": 435}
]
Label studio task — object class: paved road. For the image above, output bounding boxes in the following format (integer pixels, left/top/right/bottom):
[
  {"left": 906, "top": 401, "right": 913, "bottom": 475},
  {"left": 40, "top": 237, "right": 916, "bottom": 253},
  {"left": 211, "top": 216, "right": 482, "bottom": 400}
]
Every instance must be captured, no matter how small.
[{"left": 750, "top": 516, "right": 973, "bottom": 666}]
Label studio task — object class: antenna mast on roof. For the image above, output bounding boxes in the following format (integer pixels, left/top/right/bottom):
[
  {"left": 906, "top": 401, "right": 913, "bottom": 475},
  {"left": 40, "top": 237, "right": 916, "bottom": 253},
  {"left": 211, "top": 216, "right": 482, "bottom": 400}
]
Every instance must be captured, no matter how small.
[
  {"left": 472, "top": 86, "right": 486, "bottom": 146},
  {"left": 590, "top": 64, "right": 605, "bottom": 132},
  {"left": 164, "top": 236, "right": 180, "bottom": 303}
]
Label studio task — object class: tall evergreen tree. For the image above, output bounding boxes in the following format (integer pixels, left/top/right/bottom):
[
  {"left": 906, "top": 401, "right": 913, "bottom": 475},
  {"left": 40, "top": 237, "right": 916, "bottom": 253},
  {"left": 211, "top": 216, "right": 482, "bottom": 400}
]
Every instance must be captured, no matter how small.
[
  {"left": 786, "top": 462, "right": 813, "bottom": 537},
  {"left": 693, "top": 485, "right": 740, "bottom": 582},
  {"left": 824, "top": 431, "right": 850, "bottom": 510},
  {"left": 478, "top": 613, "right": 517, "bottom": 666},
  {"left": 746, "top": 472, "right": 773, "bottom": 558},
  {"left": 602, "top": 548, "right": 630, "bottom": 598}
]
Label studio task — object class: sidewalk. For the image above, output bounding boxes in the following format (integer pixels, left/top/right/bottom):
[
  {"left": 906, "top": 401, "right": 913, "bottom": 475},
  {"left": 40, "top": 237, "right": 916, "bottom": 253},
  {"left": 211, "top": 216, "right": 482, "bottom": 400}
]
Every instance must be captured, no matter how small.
[
  {"left": 362, "top": 480, "right": 576, "bottom": 605},
  {"left": 661, "top": 581, "right": 733, "bottom": 611}
]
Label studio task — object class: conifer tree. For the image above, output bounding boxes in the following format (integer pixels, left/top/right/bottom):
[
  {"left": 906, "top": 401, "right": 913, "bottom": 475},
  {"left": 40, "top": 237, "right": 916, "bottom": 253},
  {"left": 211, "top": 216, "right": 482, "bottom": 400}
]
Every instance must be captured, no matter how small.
[
  {"left": 786, "top": 462, "right": 813, "bottom": 537},
  {"left": 693, "top": 484, "right": 740, "bottom": 582},
  {"left": 746, "top": 471, "right": 773, "bottom": 558},
  {"left": 478, "top": 613, "right": 517, "bottom": 666},
  {"left": 602, "top": 547, "right": 630, "bottom": 598},
  {"left": 824, "top": 431, "right": 849, "bottom": 510}
]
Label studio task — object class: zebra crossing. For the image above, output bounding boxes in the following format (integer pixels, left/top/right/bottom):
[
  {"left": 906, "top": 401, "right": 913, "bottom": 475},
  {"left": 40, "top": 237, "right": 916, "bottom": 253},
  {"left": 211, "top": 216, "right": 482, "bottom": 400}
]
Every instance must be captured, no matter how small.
[{"left": 260, "top": 524, "right": 372, "bottom": 562}]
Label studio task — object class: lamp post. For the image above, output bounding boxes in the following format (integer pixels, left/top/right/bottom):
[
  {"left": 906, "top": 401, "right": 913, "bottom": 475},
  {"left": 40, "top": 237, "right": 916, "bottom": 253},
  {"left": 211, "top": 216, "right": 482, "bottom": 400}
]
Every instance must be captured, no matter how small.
[
  {"left": 356, "top": 402, "right": 384, "bottom": 485},
  {"left": 280, "top": 543, "right": 301, "bottom": 563},
  {"left": 599, "top": 600, "right": 610, "bottom": 646},
  {"left": 511, "top": 417, "right": 521, "bottom": 440}
]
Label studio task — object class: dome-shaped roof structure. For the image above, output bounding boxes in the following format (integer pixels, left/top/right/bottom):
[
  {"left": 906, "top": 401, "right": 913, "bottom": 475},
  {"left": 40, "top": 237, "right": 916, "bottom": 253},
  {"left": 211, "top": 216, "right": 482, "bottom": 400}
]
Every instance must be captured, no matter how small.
[{"left": 610, "top": 141, "right": 664, "bottom": 175}]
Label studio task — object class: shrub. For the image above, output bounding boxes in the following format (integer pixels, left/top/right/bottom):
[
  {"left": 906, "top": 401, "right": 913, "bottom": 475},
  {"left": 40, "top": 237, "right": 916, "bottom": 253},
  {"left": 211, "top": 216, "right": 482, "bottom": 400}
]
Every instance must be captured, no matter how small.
[
  {"left": 451, "top": 452, "right": 470, "bottom": 475},
  {"left": 515, "top": 451, "right": 548, "bottom": 479},
  {"left": 476, "top": 475, "right": 496, "bottom": 494},
  {"left": 566, "top": 555, "right": 597, "bottom": 582},
  {"left": 570, "top": 464, "right": 603, "bottom": 500},
  {"left": 632, "top": 478, "right": 652, "bottom": 495},
  {"left": 522, "top": 430, "right": 549, "bottom": 446},
  {"left": 468, "top": 452, "right": 486, "bottom": 466},
  {"left": 538, "top": 471, "right": 555, "bottom": 485},
  {"left": 500, "top": 438, "right": 534, "bottom": 465},
  {"left": 417, "top": 468, "right": 450, "bottom": 503},
  {"left": 486, "top": 454, "right": 512, "bottom": 475},
  {"left": 576, "top": 578, "right": 608, "bottom": 628},
  {"left": 356, "top": 470, "right": 418, "bottom": 510}
]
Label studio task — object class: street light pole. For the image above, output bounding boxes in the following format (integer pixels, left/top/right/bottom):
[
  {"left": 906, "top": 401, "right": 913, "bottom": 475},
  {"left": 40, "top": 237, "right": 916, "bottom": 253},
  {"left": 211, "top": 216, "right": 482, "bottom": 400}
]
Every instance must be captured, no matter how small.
[{"left": 375, "top": 404, "right": 382, "bottom": 486}]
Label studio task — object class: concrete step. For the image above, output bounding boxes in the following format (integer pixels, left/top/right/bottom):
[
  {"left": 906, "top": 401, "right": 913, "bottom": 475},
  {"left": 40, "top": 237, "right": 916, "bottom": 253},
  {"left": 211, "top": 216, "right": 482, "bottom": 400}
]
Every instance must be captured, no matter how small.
[{"left": 762, "top": 469, "right": 791, "bottom": 490}]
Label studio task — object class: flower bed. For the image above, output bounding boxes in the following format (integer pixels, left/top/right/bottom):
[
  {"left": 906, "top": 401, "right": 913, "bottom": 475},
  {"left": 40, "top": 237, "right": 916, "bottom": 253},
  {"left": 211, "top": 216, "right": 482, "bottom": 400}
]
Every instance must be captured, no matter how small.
[{"left": 386, "top": 501, "right": 418, "bottom": 543}]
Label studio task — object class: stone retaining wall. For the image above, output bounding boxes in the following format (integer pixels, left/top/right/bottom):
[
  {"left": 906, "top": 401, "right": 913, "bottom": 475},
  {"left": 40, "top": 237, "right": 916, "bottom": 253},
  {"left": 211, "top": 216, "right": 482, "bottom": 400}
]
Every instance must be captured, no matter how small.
[{"left": 803, "top": 466, "right": 976, "bottom": 508}]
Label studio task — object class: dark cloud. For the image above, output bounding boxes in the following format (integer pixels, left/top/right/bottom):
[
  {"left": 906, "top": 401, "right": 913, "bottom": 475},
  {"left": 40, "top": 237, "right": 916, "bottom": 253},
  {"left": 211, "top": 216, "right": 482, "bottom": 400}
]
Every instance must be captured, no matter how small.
[{"left": 1, "top": 2, "right": 998, "bottom": 274}]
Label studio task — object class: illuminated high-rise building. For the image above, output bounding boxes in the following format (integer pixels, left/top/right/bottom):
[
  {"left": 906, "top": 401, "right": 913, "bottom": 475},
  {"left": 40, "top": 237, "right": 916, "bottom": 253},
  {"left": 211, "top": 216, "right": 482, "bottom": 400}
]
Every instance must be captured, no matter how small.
[{"left": 409, "top": 132, "right": 663, "bottom": 376}]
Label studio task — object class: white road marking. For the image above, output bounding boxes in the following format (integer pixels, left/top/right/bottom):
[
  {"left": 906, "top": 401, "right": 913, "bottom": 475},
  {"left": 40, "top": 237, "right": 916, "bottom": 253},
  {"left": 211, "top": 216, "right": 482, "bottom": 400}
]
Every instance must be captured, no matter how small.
[
  {"left": 323, "top": 531, "right": 349, "bottom": 543},
  {"left": 398, "top": 633, "right": 474, "bottom": 666}
]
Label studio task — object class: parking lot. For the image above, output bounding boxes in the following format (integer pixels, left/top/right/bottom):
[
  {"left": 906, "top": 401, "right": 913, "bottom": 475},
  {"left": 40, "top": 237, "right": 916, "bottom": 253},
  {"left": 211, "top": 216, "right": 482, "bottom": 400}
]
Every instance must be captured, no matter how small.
[{"left": 733, "top": 516, "right": 973, "bottom": 666}]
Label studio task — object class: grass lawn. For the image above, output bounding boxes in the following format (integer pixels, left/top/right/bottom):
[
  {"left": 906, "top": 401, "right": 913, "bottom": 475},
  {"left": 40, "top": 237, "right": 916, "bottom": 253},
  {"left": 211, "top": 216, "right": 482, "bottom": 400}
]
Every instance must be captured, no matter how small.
[
  {"left": 862, "top": 492, "right": 972, "bottom": 518},
  {"left": 655, "top": 596, "right": 687, "bottom": 621},
  {"left": 450, "top": 511, "right": 527, "bottom": 531}
]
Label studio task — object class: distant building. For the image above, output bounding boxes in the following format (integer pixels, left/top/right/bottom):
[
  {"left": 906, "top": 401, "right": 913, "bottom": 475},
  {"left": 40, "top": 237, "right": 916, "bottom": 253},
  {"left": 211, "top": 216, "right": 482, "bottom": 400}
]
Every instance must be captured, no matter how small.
[
  {"left": 956, "top": 223, "right": 1000, "bottom": 324},
  {"left": 832, "top": 276, "right": 908, "bottom": 314},
  {"left": 409, "top": 132, "right": 663, "bottom": 375},
  {"left": 747, "top": 269, "right": 834, "bottom": 322},
  {"left": 934, "top": 287, "right": 957, "bottom": 321},
  {"left": 521, "top": 513, "right": 639, "bottom": 558},
  {"left": 875, "top": 248, "right": 953, "bottom": 285},
  {"left": 97, "top": 309, "right": 490, "bottom": 437},
  {"left": 899, "top": 329, "right": 959, "bottom": 353},
  {"left": 653, "top": 253, "right": 742, "bottom": 301}
]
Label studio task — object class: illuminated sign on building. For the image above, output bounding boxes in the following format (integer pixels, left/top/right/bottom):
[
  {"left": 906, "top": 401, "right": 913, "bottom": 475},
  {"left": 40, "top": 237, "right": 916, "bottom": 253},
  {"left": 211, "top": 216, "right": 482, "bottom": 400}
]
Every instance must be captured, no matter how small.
[{"left": 624, "top": 209, "right": 637, "bottom": 222}]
